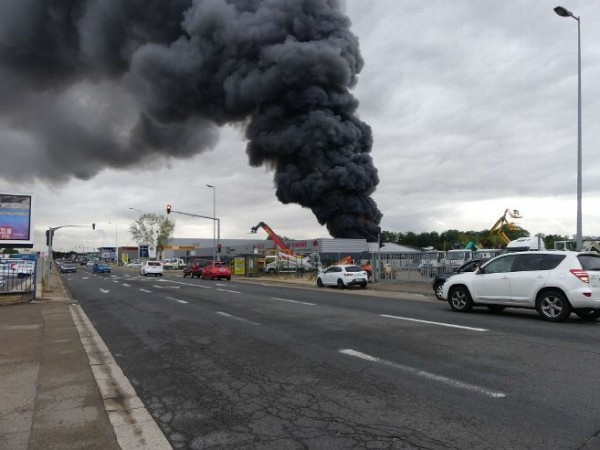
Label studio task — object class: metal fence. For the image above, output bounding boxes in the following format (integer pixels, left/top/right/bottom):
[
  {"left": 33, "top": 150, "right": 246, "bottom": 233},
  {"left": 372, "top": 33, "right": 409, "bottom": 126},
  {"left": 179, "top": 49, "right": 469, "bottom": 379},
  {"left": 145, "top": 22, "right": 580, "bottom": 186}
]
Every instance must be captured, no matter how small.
[
  {"left": 0, "top": 256, "right": 37, "bottom": 296},
  {"left": 371, "top": 250, "right": 503, "bottom": 284}
]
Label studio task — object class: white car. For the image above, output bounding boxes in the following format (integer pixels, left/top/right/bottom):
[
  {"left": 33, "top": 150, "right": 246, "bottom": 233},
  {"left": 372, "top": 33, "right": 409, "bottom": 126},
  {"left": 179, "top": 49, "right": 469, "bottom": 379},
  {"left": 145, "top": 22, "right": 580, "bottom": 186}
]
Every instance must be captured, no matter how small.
[
  {"left": 140, "top": 261, "right": 163, "bottom": 277},
  {"left": 317, "top": 264, "right": 368, "bottom": 289},
  {"left": 442, "top": 251, "right": 600, "bottom": 322},
  {"left": 127, "top": 260, "right": 143, "bottom": 268}
]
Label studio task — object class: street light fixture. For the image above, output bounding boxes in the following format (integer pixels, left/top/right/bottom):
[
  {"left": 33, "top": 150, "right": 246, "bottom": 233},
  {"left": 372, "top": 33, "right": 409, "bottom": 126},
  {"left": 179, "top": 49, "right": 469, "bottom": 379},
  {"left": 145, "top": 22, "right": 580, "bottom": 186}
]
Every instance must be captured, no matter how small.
[{"left": 554, "top": 5, "right": 582, "bottom": 250}]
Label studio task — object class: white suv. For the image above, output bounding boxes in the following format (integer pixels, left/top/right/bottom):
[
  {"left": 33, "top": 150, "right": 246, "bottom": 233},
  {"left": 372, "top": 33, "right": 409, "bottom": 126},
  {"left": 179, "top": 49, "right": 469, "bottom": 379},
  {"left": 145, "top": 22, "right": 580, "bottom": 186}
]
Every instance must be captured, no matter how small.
[
  {"left": 441, "top": 251, "right": 600, "bottom": 322},
  {"left": 317, "top": 264, "right": 368, "bottom": 289},
  {"left": 140, "top": 261, "right": 163, "bottom": 277}
]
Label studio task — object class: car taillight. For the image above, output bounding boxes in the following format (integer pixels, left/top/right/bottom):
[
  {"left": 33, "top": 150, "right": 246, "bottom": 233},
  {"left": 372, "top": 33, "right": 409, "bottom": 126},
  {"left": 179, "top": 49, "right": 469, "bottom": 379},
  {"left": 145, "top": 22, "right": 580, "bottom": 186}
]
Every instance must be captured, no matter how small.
[{"left": 570, "top": 269, "right": 589, "bottom": 283}]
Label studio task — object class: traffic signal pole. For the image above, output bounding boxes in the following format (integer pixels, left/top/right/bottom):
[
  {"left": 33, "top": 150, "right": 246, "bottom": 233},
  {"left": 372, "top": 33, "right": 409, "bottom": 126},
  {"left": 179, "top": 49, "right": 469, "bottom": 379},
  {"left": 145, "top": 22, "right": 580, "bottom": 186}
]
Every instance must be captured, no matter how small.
[{"left": 166, "top": 205, "right": 221, "bottom": 262}]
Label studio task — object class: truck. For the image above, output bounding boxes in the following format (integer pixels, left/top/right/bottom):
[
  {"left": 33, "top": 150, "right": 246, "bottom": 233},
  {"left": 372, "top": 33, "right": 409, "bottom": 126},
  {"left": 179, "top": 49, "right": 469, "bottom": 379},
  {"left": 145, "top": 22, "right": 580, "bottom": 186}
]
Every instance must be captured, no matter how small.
[
  {"left": 250, "top": 221, "right": 322, "bottom": 273},
  {"left": 162, "top": 258, "right": 186, "bottom": 270}
]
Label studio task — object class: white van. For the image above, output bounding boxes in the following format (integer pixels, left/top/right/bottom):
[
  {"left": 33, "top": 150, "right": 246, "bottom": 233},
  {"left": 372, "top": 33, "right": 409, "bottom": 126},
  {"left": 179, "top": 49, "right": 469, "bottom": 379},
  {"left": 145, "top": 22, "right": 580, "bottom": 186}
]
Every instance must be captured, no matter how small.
[{"left": 505, "top": 236, "right": 546, "bottom": 252}]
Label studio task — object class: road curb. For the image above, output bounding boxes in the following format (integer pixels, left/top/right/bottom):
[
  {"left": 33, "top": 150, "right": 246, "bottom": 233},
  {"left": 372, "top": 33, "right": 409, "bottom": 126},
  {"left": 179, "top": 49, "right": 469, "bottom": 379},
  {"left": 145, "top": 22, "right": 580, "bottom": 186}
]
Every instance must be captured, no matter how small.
[{"left": 70, "top": 304, "right": 172, "bottom": 450}]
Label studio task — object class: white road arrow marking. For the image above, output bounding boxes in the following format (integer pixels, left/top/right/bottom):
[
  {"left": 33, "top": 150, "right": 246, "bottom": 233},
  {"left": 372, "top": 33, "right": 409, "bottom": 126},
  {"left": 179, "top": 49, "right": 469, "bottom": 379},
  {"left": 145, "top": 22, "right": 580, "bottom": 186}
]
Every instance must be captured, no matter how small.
[{"left": 100, "top": 289, "right": 110, "bottom": 294}]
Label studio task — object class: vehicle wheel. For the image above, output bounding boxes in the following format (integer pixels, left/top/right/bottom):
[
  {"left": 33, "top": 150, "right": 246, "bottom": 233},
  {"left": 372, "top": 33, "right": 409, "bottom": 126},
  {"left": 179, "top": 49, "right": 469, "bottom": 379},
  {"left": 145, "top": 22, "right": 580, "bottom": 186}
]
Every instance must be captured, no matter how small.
[
  {"left": 226, "top": 277, "right": 231, "bottom": 281},
  {"left": 575, "top": 309, "right": 600, "bottom": 321},
  {"left": 183, "top": 273, "right": 188, "bottom": 278},
  {"left": 360, "top": 283, "right": 367, "bottom": 289},
  {"left": 536, "top": 290, "right": 571, "bottom": 322},
  {"left": 433, "top": 282, "right": 444, "bottom": 300},
  {"left": 337, "top": 279, "right": 345, "bottom": 289},
  {"left": 159, "top": 273, "right": 163, "bottom": 277},
  {"left": 317, "top": 278, "right": 324, "bottom": 287},
  {"left": 487, "top": 305, "right": 506, "bottom": 313},
  {"left": 448, "top": 286, "right": 474, "bottom": 312}
]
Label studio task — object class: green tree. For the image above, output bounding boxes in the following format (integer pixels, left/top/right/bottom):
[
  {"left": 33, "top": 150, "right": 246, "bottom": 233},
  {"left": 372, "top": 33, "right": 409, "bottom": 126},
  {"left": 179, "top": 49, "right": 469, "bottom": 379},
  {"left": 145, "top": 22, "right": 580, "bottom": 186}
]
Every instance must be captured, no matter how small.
[{"left": 129, "top": 213, "right": 175, "bottom": 260}]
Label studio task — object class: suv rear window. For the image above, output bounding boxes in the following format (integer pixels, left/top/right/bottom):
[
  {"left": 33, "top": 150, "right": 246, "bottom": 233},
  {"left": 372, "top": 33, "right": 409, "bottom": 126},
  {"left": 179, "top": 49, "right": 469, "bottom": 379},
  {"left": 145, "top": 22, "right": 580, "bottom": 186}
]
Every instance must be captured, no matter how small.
[
  {"left": 578, "top": 254, "right": 600, "bottom": 270},
  {"left": 513, "top": 254, "right": 565, "bottom": 271}
]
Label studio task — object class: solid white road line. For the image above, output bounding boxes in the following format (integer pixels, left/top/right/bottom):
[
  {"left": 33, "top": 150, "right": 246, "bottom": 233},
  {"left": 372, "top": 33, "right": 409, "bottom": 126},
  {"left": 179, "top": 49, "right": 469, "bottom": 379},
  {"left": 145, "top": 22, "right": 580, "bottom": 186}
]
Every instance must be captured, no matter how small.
[
  {"left": 380, "top": 314, "right": 488, "bottom": 332},
  {"left": 216, "top": 311, "right": 260, "bottom": 325},
  {"left": 339, "top": 349, "right": 505, "bottom": 399},
  {"left": 271, "top": 297, "right": 316, "bottom": 306},
  {"left": 70, "top": 304, "right": 171, "bottom": 449},
  {"left": 139, "top": 289, "right": 152, "bottom": 293},
  {"left": 152, "top": 285, "right": 180, "bottom": 289},
  {"left": 122, "top": 283, "right": 131, "bottom": 287},
  {"left": 217, "top": 289, "right": 241, "bottom": 294}
]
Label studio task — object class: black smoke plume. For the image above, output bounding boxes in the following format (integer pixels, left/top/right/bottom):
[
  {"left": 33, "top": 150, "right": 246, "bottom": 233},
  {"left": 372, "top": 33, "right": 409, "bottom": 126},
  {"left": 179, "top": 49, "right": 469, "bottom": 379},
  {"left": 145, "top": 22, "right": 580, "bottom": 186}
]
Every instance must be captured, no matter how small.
[{"left": 0, "top": 0, "right": 382, "bottom": 240}]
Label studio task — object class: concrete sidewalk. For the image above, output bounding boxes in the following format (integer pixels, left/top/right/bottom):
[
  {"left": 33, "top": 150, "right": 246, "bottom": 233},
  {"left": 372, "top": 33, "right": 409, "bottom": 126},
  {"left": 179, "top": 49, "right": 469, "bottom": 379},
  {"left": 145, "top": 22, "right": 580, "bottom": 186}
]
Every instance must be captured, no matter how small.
[{"left": 0, "top": 270, "right": 170, "bottom": 450}]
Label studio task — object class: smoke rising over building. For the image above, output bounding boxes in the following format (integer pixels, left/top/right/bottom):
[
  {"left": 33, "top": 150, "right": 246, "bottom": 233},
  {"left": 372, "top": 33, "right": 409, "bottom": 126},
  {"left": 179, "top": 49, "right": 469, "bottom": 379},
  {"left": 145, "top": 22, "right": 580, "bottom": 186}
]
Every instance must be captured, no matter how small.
[{"left": 0, "top": 0, "right": 382, "bottom": 240}]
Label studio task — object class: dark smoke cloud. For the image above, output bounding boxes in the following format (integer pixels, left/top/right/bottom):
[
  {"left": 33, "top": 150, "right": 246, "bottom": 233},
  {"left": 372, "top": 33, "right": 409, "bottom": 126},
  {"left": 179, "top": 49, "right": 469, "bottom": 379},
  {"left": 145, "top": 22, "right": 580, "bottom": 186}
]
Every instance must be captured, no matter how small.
[{"left": 0, "top": 0, "right": 382, "bottom": 240}]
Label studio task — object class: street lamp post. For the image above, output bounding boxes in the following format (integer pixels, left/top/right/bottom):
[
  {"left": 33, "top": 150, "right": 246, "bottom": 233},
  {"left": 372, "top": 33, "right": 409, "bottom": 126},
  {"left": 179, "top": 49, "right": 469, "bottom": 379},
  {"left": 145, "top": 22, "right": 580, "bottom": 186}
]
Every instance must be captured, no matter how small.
[
  {"left": 206, "top": 184, "right": 217, "bottom": 262},
  {"left": 554, "top": 6, "right": 582, "bottom": 250},
  {"left": 108, "top": 222, "right": 118, "bottom": 266}
]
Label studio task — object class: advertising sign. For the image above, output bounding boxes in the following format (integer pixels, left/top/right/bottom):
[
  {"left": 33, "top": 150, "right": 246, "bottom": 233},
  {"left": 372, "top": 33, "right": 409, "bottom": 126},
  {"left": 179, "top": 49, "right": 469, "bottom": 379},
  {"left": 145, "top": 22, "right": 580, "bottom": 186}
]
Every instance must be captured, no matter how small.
[
  {"left": 234, "top": 257, "right": 246, "bottom": 275},
  {"left": 0, "top": 194, "right": 33, "bottom": 246}
]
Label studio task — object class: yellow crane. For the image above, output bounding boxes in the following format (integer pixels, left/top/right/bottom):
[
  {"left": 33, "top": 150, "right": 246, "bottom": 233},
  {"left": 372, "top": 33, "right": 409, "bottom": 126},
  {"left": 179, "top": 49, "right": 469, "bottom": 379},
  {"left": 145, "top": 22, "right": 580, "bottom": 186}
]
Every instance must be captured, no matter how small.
[{"left": 481, "top": 209, "right": 522, "bottom": 247}]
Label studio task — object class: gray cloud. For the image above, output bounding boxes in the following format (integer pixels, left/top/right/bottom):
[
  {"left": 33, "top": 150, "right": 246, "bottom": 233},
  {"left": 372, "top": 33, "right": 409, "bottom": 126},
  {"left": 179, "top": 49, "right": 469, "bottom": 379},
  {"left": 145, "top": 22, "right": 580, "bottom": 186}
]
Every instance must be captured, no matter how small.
[{"left": 0, "top": 0, "right": 382, "bottom": 240}]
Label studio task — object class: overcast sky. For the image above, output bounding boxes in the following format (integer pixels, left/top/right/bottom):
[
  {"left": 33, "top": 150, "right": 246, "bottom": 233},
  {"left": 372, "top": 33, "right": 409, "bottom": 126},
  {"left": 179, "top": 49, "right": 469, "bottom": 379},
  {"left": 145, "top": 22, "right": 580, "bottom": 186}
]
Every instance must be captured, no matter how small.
[{"left": 1, "top": 0, "right": 599, "bottom": 252}]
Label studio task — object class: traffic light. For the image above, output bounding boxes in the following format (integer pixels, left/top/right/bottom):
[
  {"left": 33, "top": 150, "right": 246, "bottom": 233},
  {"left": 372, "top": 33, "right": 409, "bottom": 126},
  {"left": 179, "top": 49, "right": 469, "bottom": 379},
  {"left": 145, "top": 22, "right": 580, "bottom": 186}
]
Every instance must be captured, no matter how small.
[
  {"left": 166, "top": 204, "right": 171, "bottom": 214},
  {"left": 92, "top": 223, "right": 95, "bottom": 230},
  {"left": 45, "top": 229, "right": 54, "bottom": 246},
  {"left": 217, "top": 243, "right": 222, "bottom": 253}
]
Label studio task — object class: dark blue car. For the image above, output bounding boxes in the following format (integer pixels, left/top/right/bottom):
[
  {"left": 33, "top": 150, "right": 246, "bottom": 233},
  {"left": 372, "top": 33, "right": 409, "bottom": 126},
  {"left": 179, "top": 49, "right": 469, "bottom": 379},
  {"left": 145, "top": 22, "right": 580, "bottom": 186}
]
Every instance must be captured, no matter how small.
[{"left": 92, "top": 263, "right": 111, "bottom": 274}]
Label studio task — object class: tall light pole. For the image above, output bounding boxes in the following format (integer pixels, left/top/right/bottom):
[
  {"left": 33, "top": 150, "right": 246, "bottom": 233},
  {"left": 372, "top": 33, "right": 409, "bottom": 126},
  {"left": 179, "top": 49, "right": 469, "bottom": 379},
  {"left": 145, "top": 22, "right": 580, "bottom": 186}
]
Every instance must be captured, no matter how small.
[
  {"left": 554, "top": 6, "right": 582, "bottom": 250},
  {"left": 108, "top": 221, "right": 118, "bottom": 266},
  {"left": 206, "top": 184, "right": 217, "bottom": 262}
]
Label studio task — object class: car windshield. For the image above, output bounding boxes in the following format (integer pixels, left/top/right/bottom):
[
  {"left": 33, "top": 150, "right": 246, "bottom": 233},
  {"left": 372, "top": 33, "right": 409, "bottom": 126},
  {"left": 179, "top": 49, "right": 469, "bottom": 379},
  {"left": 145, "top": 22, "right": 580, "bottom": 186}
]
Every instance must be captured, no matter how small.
[
  {"left": 344, "top": 266, "right": 362, "bottom": 272},
  {"left": 578, "top": 254, "right": 600, "bottom": 271}
]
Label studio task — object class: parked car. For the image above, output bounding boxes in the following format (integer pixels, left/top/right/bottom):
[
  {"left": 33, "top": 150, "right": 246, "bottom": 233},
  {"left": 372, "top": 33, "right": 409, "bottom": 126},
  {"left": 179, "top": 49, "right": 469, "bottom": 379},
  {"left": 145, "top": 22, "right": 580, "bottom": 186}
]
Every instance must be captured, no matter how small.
[
  {"left": 163, "top": 258, "right": 186, "bottom": 270},
  {"left": 442, "top": 251, "right": 600, "bottom": 322},
  {"left": 86, "top": 260, "right": 95, "bottom": 267},
  {"left": 202, "top": 263, "right": 231, "bottom": 280},
  {"left": 183, "top": 259, "right": 210, "bottom": 278},
  {"left": 126, "top": 260, "right": 143, "bottom": 268},
  {"left": 432, "top": 259, "right": 488, "bottom": 300},
  {"left": 92, "top": 262, "right": 111, "bottom": 274},
  {"left": 140, "top": 261, "right": 163, "bottom": 277},
  {"left": 317, "top": 264, "right": 368, "bottom": 289},
  {"left": 60, "top": 262, "right": 77, "bottom": 274}
]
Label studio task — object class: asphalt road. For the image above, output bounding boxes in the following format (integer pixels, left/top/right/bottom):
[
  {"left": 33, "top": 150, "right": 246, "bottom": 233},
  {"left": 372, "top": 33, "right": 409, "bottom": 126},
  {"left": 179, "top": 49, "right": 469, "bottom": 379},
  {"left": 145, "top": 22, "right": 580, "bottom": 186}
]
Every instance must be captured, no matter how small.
[{"left": 61, "top": 267, "right": 600, "bottom": 449}]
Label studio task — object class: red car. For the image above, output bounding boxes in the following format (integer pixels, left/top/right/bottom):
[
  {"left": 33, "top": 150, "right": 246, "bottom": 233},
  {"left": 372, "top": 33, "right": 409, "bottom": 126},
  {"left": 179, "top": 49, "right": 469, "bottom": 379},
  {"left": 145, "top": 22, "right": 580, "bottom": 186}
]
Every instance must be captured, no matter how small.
[
  {"left": 202, "top": 263, "right": 232, "bottom": 280},
  {"left": 183, "top": 258, "right": 210, "bottom": 278}
]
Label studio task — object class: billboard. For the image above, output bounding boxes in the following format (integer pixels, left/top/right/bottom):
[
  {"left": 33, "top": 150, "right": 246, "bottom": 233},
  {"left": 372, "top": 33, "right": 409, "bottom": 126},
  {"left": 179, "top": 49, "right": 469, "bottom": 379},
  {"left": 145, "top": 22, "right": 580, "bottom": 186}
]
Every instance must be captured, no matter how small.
[{"left": 0, "top": 194, "right": 33, "bottom": 246}]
